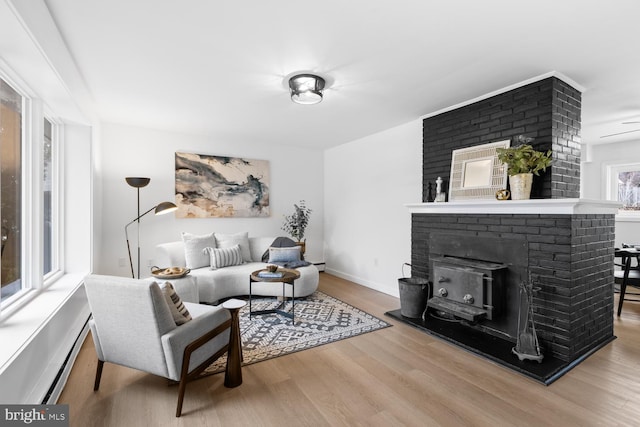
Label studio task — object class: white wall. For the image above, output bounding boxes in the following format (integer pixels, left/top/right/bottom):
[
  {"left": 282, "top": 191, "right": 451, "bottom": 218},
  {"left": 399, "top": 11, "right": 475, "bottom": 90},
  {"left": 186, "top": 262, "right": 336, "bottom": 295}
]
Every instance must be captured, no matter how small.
[
  {"left": 324, "top": 119, "right": 422, "bottom": 297},
  {"left": 582, "top": 139, "right": 640, "bottom": 247},
  {"left": 97, "top": 123, "right": 325, "bottom": 276}
]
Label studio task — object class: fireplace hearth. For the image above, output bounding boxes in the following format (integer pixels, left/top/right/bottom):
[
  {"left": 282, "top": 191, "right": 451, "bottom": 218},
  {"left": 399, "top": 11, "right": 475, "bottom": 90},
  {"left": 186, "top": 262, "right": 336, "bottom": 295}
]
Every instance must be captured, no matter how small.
[{"left": 385, "top": 308, "right": 580, "bottom": 384}]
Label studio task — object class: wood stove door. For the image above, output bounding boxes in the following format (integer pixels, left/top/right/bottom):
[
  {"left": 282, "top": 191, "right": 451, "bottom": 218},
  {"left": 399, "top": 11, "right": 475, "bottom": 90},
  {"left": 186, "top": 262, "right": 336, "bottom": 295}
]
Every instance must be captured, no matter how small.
[{"left": 433, "top": 266, "right": 485, "bottom": 309}]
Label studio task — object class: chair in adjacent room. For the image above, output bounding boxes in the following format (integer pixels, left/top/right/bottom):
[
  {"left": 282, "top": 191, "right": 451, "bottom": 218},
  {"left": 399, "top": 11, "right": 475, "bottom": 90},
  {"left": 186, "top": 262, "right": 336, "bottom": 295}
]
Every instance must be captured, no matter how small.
[
  {"left": 614, "top": 248, "right": 640, "bottom": 316},
  {"left": 84, "top": 274, "right": 242, "bottom": 417}
]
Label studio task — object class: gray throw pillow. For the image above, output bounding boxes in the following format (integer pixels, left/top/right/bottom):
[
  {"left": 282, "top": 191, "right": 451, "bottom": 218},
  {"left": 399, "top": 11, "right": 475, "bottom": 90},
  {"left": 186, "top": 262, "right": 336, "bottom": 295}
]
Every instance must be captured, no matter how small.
[
  {"left": 268, "top": 246, "right": 301, "bottom": 263},
  {"left": 262, "top": 237, "right": 299, "bottom": 262},
  {"left": 182, "top": 232, "right": 216, "bottom": 269}
]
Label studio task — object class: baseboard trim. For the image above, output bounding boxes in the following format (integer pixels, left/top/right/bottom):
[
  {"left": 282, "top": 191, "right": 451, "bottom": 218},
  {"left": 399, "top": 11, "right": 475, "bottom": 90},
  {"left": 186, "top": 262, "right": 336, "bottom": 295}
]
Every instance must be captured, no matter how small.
[
  {"left": 325, "top": 268, "right": 399, "bottom": 297},
  {"left": 45, "top": 314, "right": 91, "bottom": 404}
]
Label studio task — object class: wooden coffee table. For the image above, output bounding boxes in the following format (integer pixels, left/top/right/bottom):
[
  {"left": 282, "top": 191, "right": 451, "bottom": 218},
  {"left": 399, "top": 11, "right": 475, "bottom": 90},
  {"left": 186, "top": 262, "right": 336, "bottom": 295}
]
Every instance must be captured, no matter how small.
[{"left": 249, "top": 268, "right": 301, "bottom": 324}]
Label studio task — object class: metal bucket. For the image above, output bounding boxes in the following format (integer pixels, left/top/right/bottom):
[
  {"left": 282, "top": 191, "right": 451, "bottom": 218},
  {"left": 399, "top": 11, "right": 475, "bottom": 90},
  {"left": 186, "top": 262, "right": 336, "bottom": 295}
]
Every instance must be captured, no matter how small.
[{"left": 398, "top": 277, "right": 429, "bottom": 318}]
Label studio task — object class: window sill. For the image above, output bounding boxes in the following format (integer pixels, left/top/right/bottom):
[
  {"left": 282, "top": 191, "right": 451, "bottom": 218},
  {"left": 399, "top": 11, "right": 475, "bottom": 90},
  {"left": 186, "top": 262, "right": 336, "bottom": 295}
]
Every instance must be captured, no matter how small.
[{"left": 0, "top": 272, "right": 87, "bottom": 372}]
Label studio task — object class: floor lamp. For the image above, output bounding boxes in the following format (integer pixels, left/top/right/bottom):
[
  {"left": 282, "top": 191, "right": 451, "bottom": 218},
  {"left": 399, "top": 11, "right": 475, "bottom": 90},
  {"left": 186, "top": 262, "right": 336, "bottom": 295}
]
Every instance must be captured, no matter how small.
[
  {"left": 126, "top": 177, "right": 150, "bottom": 278},
  {"left": 125, "top": 201, "right": 177, "bottom": 278}
]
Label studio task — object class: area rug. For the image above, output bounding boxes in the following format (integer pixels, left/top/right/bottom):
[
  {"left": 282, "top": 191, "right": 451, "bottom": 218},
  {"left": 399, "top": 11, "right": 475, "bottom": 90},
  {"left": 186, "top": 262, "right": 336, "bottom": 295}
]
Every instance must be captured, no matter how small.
[{"left": 203, "top": 291, "right": 391, "bottom": 375}]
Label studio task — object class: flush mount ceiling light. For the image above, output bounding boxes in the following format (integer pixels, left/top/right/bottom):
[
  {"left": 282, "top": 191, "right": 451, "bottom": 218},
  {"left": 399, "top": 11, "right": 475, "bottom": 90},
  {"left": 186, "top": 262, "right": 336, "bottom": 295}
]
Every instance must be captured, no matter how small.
[{"left": 288, "top": 73, "right": 325, "bottom": 105}]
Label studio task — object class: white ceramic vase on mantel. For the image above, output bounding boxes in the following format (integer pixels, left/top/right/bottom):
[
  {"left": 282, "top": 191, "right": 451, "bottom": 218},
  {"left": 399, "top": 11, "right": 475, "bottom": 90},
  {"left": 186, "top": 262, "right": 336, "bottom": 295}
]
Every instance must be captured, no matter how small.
[{"left": 509, "top": 173, "right": 533, "bottom": 200}]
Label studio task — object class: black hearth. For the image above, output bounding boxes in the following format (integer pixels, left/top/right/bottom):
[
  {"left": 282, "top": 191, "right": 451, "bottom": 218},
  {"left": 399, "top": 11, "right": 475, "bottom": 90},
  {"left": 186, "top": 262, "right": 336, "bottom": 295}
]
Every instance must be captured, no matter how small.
[{"left": 385, "top": 308, "right": 585, "bottom": 385}]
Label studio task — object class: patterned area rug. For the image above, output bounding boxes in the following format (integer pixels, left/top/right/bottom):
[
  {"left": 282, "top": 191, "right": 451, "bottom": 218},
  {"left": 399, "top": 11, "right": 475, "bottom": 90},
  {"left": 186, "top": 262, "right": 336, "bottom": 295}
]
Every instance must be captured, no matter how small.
[{"left": 203, "top": 291, "right": 391, "bottom": 375}]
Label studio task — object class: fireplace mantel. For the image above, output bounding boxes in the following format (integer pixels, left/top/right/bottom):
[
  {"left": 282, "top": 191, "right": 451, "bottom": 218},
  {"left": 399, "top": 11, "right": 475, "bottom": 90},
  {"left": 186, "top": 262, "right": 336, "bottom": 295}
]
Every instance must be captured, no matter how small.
[{"left": 406, "top": 198, "right": 621, "bottom": 215}]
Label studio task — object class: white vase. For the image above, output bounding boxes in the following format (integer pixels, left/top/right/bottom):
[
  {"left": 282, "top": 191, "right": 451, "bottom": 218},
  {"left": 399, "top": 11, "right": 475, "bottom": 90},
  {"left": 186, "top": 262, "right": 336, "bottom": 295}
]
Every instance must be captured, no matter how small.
[{"left": 509, "top": 173, "right": 533, "bottom": 200}]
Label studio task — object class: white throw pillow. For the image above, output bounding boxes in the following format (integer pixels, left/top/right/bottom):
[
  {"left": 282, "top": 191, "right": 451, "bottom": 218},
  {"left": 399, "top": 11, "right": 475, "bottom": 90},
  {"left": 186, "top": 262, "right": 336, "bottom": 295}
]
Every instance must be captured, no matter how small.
[
  {"left": 182, "top": 232, "right": 215, "bottom": 269},
  {"left": 203, "top": 245, "right": 243, "bottom": 270},
  {"left": 161, "top": 282, "right": 192, "bottom": 326},
  {"left": 214, "top": 232, "right": 251, "bottom": 262}
]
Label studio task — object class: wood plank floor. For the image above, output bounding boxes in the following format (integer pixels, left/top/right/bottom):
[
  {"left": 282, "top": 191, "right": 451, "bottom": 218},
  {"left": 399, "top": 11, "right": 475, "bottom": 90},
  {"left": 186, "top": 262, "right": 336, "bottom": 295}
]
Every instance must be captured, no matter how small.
[{"left": 58, "top": 274, "right": 640, "bottom": 426}]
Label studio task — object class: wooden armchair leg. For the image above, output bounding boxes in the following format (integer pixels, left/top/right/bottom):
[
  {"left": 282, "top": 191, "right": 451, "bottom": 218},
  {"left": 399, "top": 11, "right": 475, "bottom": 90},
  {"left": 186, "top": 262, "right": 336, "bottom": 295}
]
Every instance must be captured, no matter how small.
[
  {"left": 176, "top": 377, "right": 188, "bottom": 417},
  {"left": 174, "top": 318, "right": 234, "bottom": 417},
  {"left": 94, "top": 360, "right": 104, "bottom": 391},
  {"left": 175, "top": 349, "right": 192, "bottom": 417}
]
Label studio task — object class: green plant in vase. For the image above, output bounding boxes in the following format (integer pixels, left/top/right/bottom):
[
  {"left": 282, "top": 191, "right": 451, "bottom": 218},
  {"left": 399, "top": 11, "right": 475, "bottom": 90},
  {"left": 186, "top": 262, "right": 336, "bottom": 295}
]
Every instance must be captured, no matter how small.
[
  {"left": 496, "top": 143, "right": 552, "bottom": 200},
  {"left": 281, "top": 200, "right": 312, "bottom": 254}
]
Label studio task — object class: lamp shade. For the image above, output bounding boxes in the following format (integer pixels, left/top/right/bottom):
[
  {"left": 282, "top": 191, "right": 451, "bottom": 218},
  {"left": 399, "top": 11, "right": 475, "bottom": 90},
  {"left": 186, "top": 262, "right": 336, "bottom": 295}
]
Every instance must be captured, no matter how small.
[
  {"left": 125, "top": 201, "right": 178, "bottom": 279},
  {"left": 155, "top": 201, "right": 178, "bottom": 215},
  {"left": 289, "top": 74, "right": 325, "bottom": 105},
  {"left": 125, "top": 177, "right": 150, "bottom": 188}
]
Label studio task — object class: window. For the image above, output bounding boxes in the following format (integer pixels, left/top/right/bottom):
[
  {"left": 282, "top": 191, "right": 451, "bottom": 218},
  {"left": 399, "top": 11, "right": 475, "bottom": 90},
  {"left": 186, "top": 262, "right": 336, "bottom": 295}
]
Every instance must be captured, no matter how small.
[
  {"left": 0, "top": 78, "right": 23, "bottom": 303},
  {"left": 0, "top": 73, "right": 61, "bottom": 309},
  {"left": 43, "top": 118, "right": 54, "bottom": 276},
  {"left": 607, "top": 163, "right": 640, "bottom": 220},
  {"left": 617, "top": 171, "right": 640, "bottom": 211}
]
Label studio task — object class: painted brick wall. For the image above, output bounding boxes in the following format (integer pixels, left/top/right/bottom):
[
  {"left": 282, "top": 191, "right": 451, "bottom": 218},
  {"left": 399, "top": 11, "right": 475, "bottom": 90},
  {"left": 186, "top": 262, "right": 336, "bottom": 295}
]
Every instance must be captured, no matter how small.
[
  {"left": 411, "top": 213, "right": 615, "bottom": 362},
  {"left": 551, "top": 78, "right": 582, "bottom": 198},
  {"left": 422, "top": 77, "right": 581, "bottom": 201}
]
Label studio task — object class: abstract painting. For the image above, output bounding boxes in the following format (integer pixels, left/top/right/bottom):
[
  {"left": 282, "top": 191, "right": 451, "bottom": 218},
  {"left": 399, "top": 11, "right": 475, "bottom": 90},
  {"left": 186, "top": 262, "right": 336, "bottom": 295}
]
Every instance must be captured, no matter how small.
[{"left": 175, "top": 152, "right": 270, "bottom": 218}]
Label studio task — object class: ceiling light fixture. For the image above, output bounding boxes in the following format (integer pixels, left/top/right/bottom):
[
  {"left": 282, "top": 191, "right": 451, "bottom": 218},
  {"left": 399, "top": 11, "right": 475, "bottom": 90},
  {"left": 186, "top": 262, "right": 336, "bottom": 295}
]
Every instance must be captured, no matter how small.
[{"left": 288, "top": 73, "right": 325, "bottom": 105}]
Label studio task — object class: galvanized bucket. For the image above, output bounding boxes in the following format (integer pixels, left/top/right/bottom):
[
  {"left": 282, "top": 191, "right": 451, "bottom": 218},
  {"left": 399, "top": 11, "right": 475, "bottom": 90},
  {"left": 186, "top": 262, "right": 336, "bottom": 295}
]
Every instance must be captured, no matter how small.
[{"left": 398, "top": 264, "right": 429, "bottom": 318}]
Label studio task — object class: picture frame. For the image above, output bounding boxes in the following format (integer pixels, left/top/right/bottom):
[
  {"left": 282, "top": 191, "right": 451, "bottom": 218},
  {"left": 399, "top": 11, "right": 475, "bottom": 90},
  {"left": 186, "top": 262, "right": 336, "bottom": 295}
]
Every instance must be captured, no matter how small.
[{"left": 448, "top": 140, "right": 510, "bottom": 201}]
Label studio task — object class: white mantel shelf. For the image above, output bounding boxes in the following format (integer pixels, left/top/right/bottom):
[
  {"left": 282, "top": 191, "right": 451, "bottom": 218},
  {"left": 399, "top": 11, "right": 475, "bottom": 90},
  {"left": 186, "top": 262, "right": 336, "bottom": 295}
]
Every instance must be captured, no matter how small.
[{"left": 406, "top": 199, "right": 622, "bottom": 215}]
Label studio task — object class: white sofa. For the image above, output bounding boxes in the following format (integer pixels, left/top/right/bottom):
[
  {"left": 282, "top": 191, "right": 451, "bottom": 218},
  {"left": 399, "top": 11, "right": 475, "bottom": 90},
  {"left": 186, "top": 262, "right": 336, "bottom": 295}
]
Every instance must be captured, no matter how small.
[{"left": 154, "top": 237, "right": 319, "bottom": 304}]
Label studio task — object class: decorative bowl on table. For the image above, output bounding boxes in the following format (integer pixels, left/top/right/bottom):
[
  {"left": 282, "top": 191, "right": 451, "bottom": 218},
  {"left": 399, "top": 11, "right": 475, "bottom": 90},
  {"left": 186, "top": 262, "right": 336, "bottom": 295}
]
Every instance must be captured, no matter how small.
[
  {"left": 266, "top": 264, "right": 278, "bottom": 273},
  {"left": 150, "top": 266, "right": 190, "bottom": 279}
]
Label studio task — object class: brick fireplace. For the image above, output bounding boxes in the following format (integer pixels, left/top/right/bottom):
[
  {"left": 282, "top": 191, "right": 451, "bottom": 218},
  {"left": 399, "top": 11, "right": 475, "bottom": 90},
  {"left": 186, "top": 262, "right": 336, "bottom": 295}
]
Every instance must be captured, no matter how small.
[
  {"left": 388, "top": 74, "right": 620, "bottom": 383},
  {"left": 408, "top": 201, "right": 617, "bottom": 364}
]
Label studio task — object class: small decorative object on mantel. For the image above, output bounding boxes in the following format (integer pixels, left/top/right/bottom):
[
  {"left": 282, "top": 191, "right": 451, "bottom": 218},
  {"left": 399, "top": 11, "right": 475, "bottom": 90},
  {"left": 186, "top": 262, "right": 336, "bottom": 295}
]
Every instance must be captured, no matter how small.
[
  {"left": 281, "top": 200, "right": 312, "bottom": 254},
  {"left": 496, "top": 136, "right": 552, "bottom": 200},
  {"left": 426, "top": 182, "right": 434, "bottom": 202},
  {"left": 495, "top": 189, "right": 511, "bottom": 200},
  {"left": 434, "top": 177, "right": 446, "bottom": 202}
]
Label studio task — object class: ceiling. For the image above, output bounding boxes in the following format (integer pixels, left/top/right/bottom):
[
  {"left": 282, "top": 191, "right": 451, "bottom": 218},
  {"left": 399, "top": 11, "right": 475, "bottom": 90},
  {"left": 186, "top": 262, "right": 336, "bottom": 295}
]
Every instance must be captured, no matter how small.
[{"left": 43, "top": 0, "right": 640, "bottom": 150}]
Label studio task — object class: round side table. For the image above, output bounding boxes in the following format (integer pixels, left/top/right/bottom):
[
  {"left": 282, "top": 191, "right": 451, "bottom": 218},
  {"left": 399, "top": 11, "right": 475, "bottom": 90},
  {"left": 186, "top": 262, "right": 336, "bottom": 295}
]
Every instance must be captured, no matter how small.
[{"left": 249, "top": 268, "right": 301, "bottom": 324}]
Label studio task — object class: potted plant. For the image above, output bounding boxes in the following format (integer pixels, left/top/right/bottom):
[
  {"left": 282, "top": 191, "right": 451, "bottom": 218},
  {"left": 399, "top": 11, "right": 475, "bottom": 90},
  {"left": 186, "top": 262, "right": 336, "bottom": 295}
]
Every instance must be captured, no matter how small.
[
  {"left": 281, "top": 200, "right": 312, "bottom": 254},
  {"left": 496, "top": 143, "right": 552, "bottom": 200}
]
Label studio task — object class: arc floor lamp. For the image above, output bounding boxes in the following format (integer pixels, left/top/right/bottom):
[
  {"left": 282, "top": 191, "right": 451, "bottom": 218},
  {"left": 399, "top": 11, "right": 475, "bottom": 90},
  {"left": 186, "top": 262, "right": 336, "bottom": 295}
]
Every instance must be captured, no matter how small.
[{"left": 125, "top": 177, "right": 177, "bottom": 278}]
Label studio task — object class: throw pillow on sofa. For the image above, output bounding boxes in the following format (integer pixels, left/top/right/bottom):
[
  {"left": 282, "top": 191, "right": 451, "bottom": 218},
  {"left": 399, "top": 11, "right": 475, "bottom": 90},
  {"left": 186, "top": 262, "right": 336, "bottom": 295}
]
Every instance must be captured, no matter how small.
[
  {"left": 214, "top": 232, "right": 251, "bottom": 262},
  {"left": 182, "top": 231, "right": 216, "bottom": 269},
  {"left": 204, "top": 245, "right": 243, "bottom": 270},
  {"left": 268, "top": 246, "right": 301, "bottom": 263}
]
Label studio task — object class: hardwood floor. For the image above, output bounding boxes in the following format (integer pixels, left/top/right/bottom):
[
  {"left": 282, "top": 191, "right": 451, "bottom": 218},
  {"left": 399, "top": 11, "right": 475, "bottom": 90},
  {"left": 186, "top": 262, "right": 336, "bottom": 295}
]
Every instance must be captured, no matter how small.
[{"left": 58, "top": 274, "right": 640, "bottom": 426}]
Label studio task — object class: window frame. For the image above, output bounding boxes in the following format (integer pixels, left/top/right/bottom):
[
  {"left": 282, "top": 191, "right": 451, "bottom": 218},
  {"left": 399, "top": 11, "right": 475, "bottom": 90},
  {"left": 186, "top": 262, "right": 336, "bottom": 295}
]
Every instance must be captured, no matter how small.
[
  {"left": 0, "top": 63, "right": 63, "bottom": 313},
  {"left": 43, "top": 114, "right": 63, "bottom": 285},
  {"left": 606, "top": 162, "right": 640, "bottom": 222}
]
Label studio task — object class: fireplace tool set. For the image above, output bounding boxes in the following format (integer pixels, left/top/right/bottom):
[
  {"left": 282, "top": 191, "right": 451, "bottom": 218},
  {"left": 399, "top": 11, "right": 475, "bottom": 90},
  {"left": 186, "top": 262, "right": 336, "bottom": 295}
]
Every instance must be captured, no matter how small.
[{"left": 512, "top": 280, "right": 544, "bottom": 363}]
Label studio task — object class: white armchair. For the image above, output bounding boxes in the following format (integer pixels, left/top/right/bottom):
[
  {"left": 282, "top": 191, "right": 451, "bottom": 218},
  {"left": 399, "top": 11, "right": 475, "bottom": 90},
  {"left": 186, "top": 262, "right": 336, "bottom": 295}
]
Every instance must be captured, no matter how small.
[{"left": 84, "top": 274, "right": 242, "bottom": 417}]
